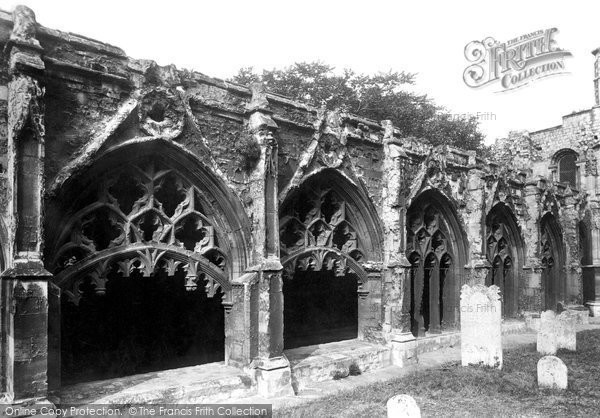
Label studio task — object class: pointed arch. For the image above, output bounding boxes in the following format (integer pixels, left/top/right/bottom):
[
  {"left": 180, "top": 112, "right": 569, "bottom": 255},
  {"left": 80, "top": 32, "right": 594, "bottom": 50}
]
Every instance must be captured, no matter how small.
[
  {"left": 279, "top": 168, "right": 383, "bottom": 348},
  {"left": 406, "top": 189, "right": 468, "bottom": 336},
  {"left": 44, "top": 137, "right": 252, "bottom": 386},
  {"left": 45, "top": 137, "right": 252, "bottom": 282},
  {"left": 486, "top": 202, "right": 524, "bottom": 317},
  {"left": 279, "top": 168, "right": 384, "bottom": 272},
  {"left": 540, "top": 212, "right": 566, "bottom": 311}
]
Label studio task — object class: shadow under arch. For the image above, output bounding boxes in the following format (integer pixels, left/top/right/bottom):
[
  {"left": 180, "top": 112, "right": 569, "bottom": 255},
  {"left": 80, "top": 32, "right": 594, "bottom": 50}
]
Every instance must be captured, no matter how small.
[
  {"left": 279, "top": 168, "right": 384, "bottom": 348},
  {"left": 540, "top": 212, "right": 566, "bottom": 310},
  {"left": 579, "top": 214, "right": 595, "bottom": 304},
  {"left": 485, "top": 202, "right": 525, "bottom": 317},
  {"left": 44, "top": 137, "right": 253, "bottom": 387},
  {"left": 406, "top": 188, "right": 469, "bottom": 336}
]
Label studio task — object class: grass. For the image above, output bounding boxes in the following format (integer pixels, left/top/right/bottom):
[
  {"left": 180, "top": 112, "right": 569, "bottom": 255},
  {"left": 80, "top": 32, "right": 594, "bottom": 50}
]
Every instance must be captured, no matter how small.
[{"left": 276, "top": 330, "right": 600, "bottom": 417}]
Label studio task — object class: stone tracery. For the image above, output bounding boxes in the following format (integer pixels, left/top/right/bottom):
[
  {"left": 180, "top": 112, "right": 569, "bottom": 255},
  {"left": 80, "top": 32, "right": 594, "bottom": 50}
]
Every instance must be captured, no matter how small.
[
  {"left": 50, "top": 159, "right": 229, "bottom": 305},
  {"left": 280, "top": 186, "right": 365, "bottom": 280}
]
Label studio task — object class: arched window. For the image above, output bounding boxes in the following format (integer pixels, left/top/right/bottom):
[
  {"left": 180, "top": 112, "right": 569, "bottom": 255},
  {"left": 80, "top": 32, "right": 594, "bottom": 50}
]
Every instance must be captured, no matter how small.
[{"left": 554, "top": 150, "right": 578, "bottom": 189}]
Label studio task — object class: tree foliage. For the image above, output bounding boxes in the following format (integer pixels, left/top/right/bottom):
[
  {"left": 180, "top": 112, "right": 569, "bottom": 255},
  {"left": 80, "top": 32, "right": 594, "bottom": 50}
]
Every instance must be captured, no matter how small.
[{"left": 230, "top": 62, "right": 485, "bottom": 152}]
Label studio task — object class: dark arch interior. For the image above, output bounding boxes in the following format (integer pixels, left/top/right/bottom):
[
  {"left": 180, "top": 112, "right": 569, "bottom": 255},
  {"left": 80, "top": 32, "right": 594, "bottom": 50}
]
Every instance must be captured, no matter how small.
[
  {"left": 486, "top": 204, "right": 523, "bottom": 318},
  {"left": 580, "top": 220, "right": 595, "bottom": 304},
  {"left": 406, "top": 191, "right": 466, "bottom": 337},
  {"left": 540, "top": 213, "right": 565, "bottom": 311},
  {"left": 283, "top": 270, "right": 358, "bottom": 349},
  {"left": 61, "top": 267, "right": 224, "bottom": 385}
]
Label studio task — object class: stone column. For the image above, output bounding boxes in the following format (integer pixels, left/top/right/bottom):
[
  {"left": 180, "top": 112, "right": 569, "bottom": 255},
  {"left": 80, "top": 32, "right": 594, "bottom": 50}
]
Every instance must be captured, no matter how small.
[
  {"left": 225, "top": 273, "right": 257, "bottom": 368},
  {"left": 379, "top": 120, "right": 415, "bottom": 364},
  {"left": 244, "top": 83, "right": 293, "bottom": 396},
  {"left": 0, "top": 6, "right": 52, "bottom": 403},
  {"left": 559, "top": 199, "right": 582, "bottom": 306},
  {"left": 358, "top": 265, "right": 384, "bottom": 341},
  {"left": 521, "top": 182, "right": 544, "bottom": 314},
  {"left": 586, "top": 202, "right": 600, "bottom": 316}
]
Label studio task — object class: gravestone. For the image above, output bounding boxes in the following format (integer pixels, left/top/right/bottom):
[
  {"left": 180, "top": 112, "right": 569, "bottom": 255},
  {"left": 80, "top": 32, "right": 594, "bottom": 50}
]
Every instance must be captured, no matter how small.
[
  {"left": 537, "top": 355, "right": 567, "bottom": 390},
  {"left": 387, "top": 394, "right": 421, "bottom": 418},
  {"left": 460, "top": 284, "right": 502, "bottom": 369},
  {"left": 537, "top": 310, "right": 558, "bottom": 355},
  {"left": 556, "top": 310, "right": 576, "bottom": 351}
]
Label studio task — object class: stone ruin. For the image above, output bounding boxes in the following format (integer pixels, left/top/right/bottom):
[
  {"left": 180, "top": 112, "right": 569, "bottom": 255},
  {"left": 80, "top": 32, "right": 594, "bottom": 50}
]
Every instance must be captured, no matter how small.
[{"left": 0, "top": 3, "right": 599, "bottom": 406}]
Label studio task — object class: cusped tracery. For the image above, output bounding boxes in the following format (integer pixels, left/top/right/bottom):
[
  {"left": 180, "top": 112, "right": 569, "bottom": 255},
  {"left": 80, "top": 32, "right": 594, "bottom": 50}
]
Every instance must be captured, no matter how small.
[
  {"left": 51, "top": 160, "right": 228, "bottom": 303},
  {"left": 280, "top": 187, "right": 365, "bottom": 278}
]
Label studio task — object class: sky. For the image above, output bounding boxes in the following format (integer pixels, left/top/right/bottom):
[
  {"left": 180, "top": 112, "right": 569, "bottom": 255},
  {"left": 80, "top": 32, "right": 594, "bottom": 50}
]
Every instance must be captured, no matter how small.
[{"left": 1, "top": 0, "right": 600, "bottom": 144}]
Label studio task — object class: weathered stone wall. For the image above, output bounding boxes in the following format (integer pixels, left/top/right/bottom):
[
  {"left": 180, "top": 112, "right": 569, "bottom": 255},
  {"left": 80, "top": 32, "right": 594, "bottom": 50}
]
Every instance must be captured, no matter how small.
[{"left": 0, "top": 4, "right": 595, "bottom": 404}]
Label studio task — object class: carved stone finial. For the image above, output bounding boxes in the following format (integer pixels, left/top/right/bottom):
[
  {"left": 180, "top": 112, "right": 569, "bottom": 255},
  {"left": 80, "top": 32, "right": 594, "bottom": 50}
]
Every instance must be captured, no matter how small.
[
  {"left": 247, "top": 83, "right": 278, "bottom": 133},
  {"left": 246, "top": 82, "right": 271, "bottom": 113},
  {"left": 11, "top": 5, "right": 39, "bottom": 45}
]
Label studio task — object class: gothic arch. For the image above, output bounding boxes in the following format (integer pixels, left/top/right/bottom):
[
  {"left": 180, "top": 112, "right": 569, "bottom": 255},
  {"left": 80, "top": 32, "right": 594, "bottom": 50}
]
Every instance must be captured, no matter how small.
[
  {"left": 406, "top": 189, "right": 468, "bottom": 336},
  {"left": 540, "top": 212, "right": 566, "bottom": 310},
  {"left": 579, "top": 214, "right": 595, "bottom": 305},
  {"left": 279, "top": 168, "right": 384, "bottom": 347},
  {"left": 485, "top": 202, "right": 524, "bottom": 317},
  {"left": 280, "top": 168, "right": 384, "bottom": 277},
  {"left": 46, "top": 138, "right": 252, "bottom": 283},
  {"left": 44, "top": 139, "right": 252, "bottom": 385}
]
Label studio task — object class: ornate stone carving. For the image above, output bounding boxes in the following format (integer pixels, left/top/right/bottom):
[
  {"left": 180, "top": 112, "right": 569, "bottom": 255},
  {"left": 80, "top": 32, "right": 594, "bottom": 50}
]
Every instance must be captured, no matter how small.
[
  {"left": 139, "top": 88, "right": 185, "bottom": 138},
  {"left": 52, "top": 159, "right": 228, "bottom": 302},
  {"left": 280, "top": 186, "right": 365, "bottom": 278}
]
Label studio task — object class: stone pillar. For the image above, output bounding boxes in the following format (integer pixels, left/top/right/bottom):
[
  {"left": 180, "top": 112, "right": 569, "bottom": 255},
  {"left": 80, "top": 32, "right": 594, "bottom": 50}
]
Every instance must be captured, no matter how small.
[
  {"left": 0, "top": 6, "right": 52, "bottom": 403},
  {"left": 522, "top": 182, "right": 544, "bottom": 314},
  {"left": 380, "top": 121, "right": 415, "bottom": 364},
  {"left": 358, "top": 266, "right": 384, "bottom": 341},
  {"left": 586, "top": 202, "right": 600, "bottom": 316},
  {"left": 559, "top": 200, "right": 581, "bottom": 305},
  {"left": 463, "top": 169, "right": 490, "bottom": 290},
  {"left": 244, "top": 83, "right": 293, "bottom": 397},
  {"left": 225, "top": 274, "right": 257, "bottom": 368}
]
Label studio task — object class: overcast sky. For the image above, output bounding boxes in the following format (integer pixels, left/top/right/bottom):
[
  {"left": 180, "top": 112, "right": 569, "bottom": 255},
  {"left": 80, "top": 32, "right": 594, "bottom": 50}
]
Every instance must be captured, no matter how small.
[{"left": 2, "top": 0, "right": 600, "bottom": 144}]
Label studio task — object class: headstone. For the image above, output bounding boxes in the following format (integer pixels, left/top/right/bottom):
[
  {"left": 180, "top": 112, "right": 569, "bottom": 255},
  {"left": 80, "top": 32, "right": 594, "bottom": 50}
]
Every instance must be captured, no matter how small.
[
  {"left": 556, "top": 310, "right": 576, "bottom": 351},
  {"left": 537, "top": 310, "right": 558, "bottom": 355},
  {"left": 387, "top": 394, "right": 421, "bottom": 418},
  {"left": 537, "top": 355, "right": 568, "bottom": 390},
  {"left": 460, "top": 284, "right": 502, "bottom": 369}
]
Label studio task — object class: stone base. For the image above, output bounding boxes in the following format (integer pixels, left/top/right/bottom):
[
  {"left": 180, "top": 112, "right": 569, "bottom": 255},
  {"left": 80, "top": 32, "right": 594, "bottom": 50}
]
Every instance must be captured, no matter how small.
[
  {"left": 390, "top": 332, "right": 417, "bottom": 367},
  {"left": 587, "top": 301, "right": 600, "bottom": 318},
  {"left": 253, "top": 356, "right": 294, "bottom": 398}
]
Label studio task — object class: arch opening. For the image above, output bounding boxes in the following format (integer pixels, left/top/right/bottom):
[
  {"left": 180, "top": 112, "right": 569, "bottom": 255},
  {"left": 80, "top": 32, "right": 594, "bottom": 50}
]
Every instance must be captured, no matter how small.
[
  {"left": 540, "top": 213, "right": 566, "bottom": 311},
  {"left": 485, "top": 203, "right": 524, "bottom": 317},
  {"left": 45, "top": 142, "right": 250, "bottom": 387},
  {"left": 280, "top": 170, "right": 382, "bottom": 348},
  {"left": 406, "top": 190, "right": 468, "bottom": 337}
]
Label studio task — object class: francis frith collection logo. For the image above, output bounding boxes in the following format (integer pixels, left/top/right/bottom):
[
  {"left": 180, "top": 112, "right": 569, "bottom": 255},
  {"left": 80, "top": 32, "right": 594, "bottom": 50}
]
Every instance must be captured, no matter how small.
[{"left": 463, "top": 28, "right": 572, "bottom": 92}]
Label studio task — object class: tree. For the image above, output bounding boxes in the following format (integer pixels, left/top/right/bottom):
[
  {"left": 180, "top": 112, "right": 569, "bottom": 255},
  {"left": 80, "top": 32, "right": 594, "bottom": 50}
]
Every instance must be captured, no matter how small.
[{"left": 230, "top": 62, "right": 486, "bottom": 152}]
